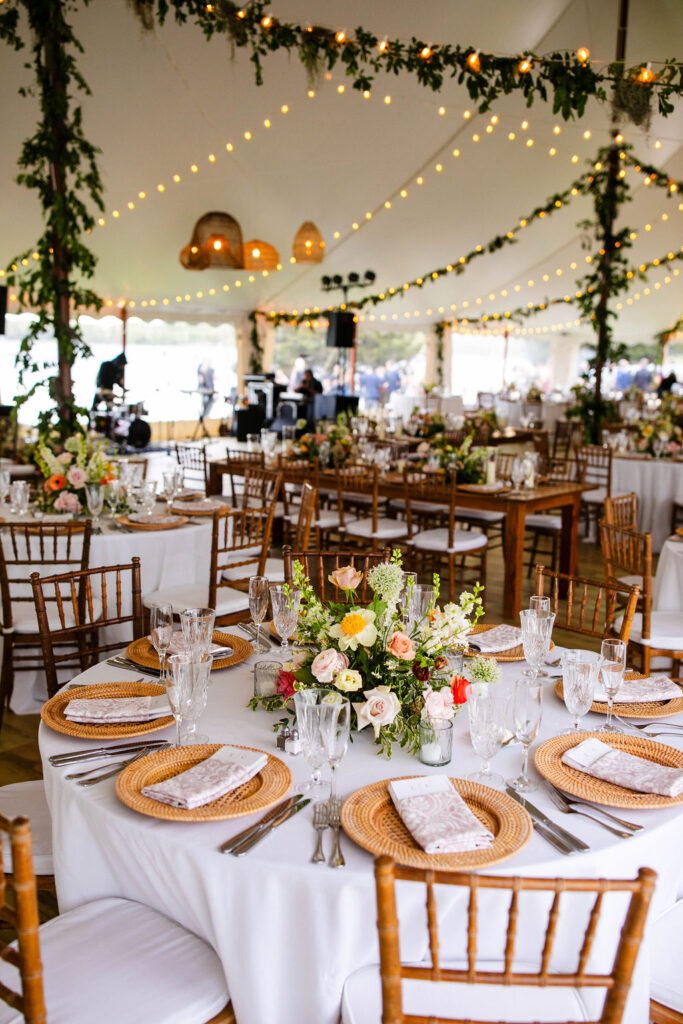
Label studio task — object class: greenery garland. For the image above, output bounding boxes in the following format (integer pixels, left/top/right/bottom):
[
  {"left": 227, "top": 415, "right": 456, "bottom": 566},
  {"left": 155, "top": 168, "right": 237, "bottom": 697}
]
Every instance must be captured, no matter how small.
[
  {"left": 247, "top": 309, "right": 264, "bottom": 372},
  {"left": 655, "top": 315, "right": 683, "bottom": 347}
]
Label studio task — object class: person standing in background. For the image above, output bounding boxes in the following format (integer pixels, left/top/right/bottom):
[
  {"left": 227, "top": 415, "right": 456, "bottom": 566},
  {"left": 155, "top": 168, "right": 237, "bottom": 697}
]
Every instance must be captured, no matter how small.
[
  {"left": 634, "top": 357, "right": 652, "bottom": 391},
  {"left": 197, "top": 362, "right": 216, "bottom": 418},
  {"left": 289, "top": 354, "right": 306, "bottom": 392}
]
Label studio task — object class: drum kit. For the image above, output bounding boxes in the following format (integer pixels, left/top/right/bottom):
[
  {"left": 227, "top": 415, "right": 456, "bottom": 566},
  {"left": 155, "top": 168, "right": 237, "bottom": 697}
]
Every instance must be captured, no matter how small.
[{"left": 90, "top": 390, "right": 151, "bottom": 450}]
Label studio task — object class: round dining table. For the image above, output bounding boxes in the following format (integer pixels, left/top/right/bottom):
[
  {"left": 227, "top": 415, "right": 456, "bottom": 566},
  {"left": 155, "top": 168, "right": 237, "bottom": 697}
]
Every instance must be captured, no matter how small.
[
  {"left": 38, "top": 638, "right": 683, "bottom": 1024},
  {"left": 653, "top": 534, "right": 683, "bottom": 611},
  {"left": 612, "top": 455, "right": 683, "bottom": 552}
]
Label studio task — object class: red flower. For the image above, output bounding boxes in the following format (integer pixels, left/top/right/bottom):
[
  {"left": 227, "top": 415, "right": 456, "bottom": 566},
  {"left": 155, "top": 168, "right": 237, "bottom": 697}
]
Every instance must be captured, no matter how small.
[
  {"left": 451, "top": 675, "right": 469, "bottom": 705},
  {"left": 412, "top": 661, "right": 430, "bottom": 683},
  {"left": 276, "top": 670, "right": 296, "bottom": 700}
]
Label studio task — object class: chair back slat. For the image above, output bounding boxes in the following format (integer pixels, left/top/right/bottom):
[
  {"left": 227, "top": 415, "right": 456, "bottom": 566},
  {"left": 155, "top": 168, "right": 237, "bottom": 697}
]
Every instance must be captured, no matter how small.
[
  {"left": 224, "top": 449, "right": 265, "bottom": 504},
  {"left": 599, "top": 522, "right": 653, "bottom": 641},
  {"left": 577, "top": 444, "right": 612, "bottom": 493},
  {"left": 604, "top": 493, "right": 638, "bottom": 531},
  {"left": 0, "top": 523, "right": 92, "bottom": 628},
  {"left": 577, "top": 892, "right": 604, "bottom": 978},
  {"left": 212, "top": 507, "right": 274, "bottom": 595},
  {"left": 282, "top": 548, "right": 391, "bottom": 603},
  {"left": 535, "top": 566, "right": 639, "bottom": 643},
  {"left": 241, "top": 467, "right": 282, "bottom": 509},
  {"left": 466, "top": 876, "right": 478, "bottom": 980},
  {"left": 174, "top": 442, "right": 209, "bottom": 491},
  {"left": 0, "top": 814, "right": 46, "bottom": 1023},
  {"left": 293, "top": 482, "right": 317, "bottom": 552},
  {"left": 503, "top": 882, "right": 520, "bottom": 979},
  {"left": 425, "top": 876, "right": 440, "bottom": 979},
  {"left": 539, "top": 887, "right": 563, "bottom": 979}
]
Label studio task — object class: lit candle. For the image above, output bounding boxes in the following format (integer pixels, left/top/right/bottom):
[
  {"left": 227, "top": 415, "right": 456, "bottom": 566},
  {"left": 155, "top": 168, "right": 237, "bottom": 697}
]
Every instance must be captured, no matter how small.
[{"left": 420, "top": 742, "right": 443, "bottom": 764}]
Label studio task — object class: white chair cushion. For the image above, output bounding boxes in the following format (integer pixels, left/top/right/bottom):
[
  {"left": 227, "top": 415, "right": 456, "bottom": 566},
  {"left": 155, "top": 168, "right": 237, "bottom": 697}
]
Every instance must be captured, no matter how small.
[
  {"left": 0, "top": 897, "right": 229, "bottom": 1024},
  {"left": 650, "top": 901, "right": 683, "bottom": 1013},
  {"left": 408, "top": 528, "right": 487, "bottom": 554},
  {"left": 582, "top": 486, "right": 606, "bottom": 505},
  {"left": 247, "top": 556, "right": 285, "bottom": 583},
  {"left": 343, "top": 493, "right": 387, "bottom": 508},
  {"left": 314, "top": 510, "right": 342, "bottom": 529},
  {"left": 525, "top": 513, "right": 562, "bottom": 531},
  {"left": 613, "top": 610, "right": 683, "bottom": 650},
  {"left": 341, "top": 961, "right": 591, "bottom": 1023},
  {"left": 454, "top": 507, "right": 505, "bottom": 524},
  {"left": 0, "top": 781, "right": 52, "bottom": 876},
  {"left": 343, "top": 518, "right": 409, "bottom": 540},
  {"left": 618, "top": 574, "right": 643, "bottom": 590},
  {"left": 8, "top": 598, "right": 103, "bottom": 635},
  {"left": 144, "top": 583, "right": 248, "bottom": 617},
  {"left": 391, "top": 499, "right": 446, "bottom": 514}
]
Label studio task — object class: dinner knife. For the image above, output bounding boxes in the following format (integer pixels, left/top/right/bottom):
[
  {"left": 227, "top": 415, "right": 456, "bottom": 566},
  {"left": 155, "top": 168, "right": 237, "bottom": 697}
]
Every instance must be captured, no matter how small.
[
  {"left": 231, "top": 798, "right": 311, "bottom": 856},
  {"left": 219, "top": 794, "right": 305, "bottom": 853},
  {"left": 77, "top": 747, "right": 153, "bottom": 786},
  {"left": 531, "top": 820, "right": 574, "bottom": 855},
  {"left": 505, "top": 786, "right": 589, "bottom": 852},
  {"left": 108, "top": 656, "right": 162, "bottom": 677},
  {"left": 49, "top": 739, "right": 170, "bottom": 765}
]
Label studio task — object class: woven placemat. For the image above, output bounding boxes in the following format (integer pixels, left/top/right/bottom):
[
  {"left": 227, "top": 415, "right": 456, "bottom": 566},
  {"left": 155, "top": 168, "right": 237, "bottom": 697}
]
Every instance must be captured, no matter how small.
[
  {"left": 116, "top": 514, "right": 189, "bottom": 531},
  {"left": 340, "top": 777, "right": 533, "bottom": 870},
  {"left": 126, "top": 631, "right": 253, "bottom": 671},
  {"left": 116, "top": 743, "right": 292, "bottom": 821},
  {"left": 41, "top": 681, "right": 173, "bottom": 739},
  {"left": 465, "top": 622, "right": 555, "bottom": 663},
  {"left": 534, "top": 731, "right": 683, "bottom": 809},
  {"left": 554, "top": 672, "right": 683, "bottom": 720}
]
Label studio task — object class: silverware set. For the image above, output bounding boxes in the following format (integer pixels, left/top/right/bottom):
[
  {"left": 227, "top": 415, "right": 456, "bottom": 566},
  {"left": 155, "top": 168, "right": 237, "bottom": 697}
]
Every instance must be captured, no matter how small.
[
  {"left": 614, "top": 715, "right": 683, "bottom": 739},
  {"left": 239, "top": 622, "right": 276, "bottom": 649},
  {"left": 306, "top": 798, "right": 346, "bottom": 867},
  {"left": 107, "top": 655, "right": 161, "bottom": 676},
  {"left": 505, "top": 787, "right": 589, "bottom": 855},
  {"left": 49, "top": 739, "right": 171, "bottom": 785},
  {"left": 219, "top": 795, "right": 310, "bottom": 856}
]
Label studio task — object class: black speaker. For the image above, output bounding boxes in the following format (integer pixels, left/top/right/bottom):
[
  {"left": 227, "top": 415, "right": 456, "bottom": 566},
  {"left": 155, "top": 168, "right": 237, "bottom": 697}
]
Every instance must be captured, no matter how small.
[
  {"left": 326, "top": 311, "right": 356, "bottom": 348},
  {"left": 0, "top": 286, "right": 6, "bottom": 335}
]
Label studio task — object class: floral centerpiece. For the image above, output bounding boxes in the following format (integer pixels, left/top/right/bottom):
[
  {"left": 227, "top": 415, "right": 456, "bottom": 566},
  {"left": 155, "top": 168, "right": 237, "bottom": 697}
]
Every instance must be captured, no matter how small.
[
  {"left": 633, "top": 396, "right": 683, "bottom": 457},
  {"left": 408, "top": 409, "right": 445, "bottom": 438},
  {"left": 525, "top": 385, "right": 543, "bottom": 402},
  {"left": 34, "top": 432, "right": 115, "bottom": 514},
  {"left": 292, "top": 432, "right": 324, "bottom": 462},
  {"left": 431, "top": 432, "right": 490, "bottom": 483},
  {"left": 249, "top": 552, "right": 484, "bottom": 757}
]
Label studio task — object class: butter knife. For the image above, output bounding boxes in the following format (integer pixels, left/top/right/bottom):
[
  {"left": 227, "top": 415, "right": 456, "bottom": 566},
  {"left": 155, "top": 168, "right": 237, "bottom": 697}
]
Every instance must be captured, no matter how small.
[
  {"left": 532, "top": 820, "right": 574, "bottom": 855},
  {"left": 231, "top": 798, "right": 311, "bottom": 856},
  {"left": 219, "top": 794, "right": 304, "bottom": 853},
  {"left": 505, "top": 786, "right": 589, "bottom": 853}
]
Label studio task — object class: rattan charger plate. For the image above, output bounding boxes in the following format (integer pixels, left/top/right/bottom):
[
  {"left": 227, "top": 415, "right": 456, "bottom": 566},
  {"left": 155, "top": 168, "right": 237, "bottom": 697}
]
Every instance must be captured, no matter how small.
[
  {"left": 170, "top": 498, "right": 224, "bottom": 516},
  {"left": 554, "top": 672, "right": 683, "bottom": 720},
  {"left": 126, "top": 631, "right": 253, "bottom": 671},
  {"left": 116, "top": 514, "right": 189, "bottom": 531},
  {"left": 465, "top": 622, "right": 555, "bottom": 663},
  {"left": 116, "top": 743, "right": 292, "bottom": 822},
  {"left": 41, "top": 681, "right": 173, "bottom": 739},
  {"left": 340, "top": 777, "right": 533, "bottom": 870},
  {"left": 534, "top": 731, "right": 683, "bottom": 809}
]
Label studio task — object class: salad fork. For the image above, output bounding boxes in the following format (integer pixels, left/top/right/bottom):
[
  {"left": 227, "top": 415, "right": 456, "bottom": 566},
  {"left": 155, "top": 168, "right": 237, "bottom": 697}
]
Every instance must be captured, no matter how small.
[
  {"left": 543, "top": 784, "right": 634, "bottom": 838},
  {"left": 327, "top": 797, "right": 345, "bottom": 868},
  {"left": 311, "top": 801, "right": 329, "bottom": 863}
]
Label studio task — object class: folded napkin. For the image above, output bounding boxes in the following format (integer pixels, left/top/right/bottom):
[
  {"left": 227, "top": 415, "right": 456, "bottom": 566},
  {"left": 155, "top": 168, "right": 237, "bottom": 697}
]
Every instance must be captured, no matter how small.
[
  {"left": 562, "top": 737, "right": 683, "bottom": 798},
  {"left": 129, "top": 513, "right": 177, "bottom": 525},
  {"left": 150, "top": 631, "right": 230, "bottom": 658},
  {"left": 388, "top": 776, "right": 494, "bottom": 854},
  {"left": 64, "top": 695, "right": 171, "bottom": 724},
  {"left": 141, "top": 746, "right": 268, "bottom": 810},
  {"left": 593, "top": 675, "right": 682, "bottom": 704},
  {"left": 41, "top": 513, "right": 74, "bottom": 522},
  {"left": 174, "top": 498, "right": 222, "bottom": 511},
  {"left": 472, "top": 624, "right": 522, "bottom": 654}
]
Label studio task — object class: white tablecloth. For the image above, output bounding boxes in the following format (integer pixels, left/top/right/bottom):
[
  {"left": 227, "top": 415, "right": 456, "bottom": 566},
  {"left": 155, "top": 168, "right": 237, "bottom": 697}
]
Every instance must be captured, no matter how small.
[
  {"left": 38, "top": 648, "right": 683, "bottom": 1024},
  {"left": 653, "top": 536, "right": 683, "bottom": 611},
  {"left": 612, "top": 456, "right": 683, "bottom": 552}
]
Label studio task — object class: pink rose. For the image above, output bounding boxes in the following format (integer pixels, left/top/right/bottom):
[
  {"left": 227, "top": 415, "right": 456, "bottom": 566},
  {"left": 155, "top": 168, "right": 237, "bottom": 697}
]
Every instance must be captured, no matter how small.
[
  {"left": 54, "top": 490, "right": 82, "bottom": 514},
  {"left": 387, "top": 631, "right": 415, "bottom": 661},
  {"left": 423, "top": 685, "right": 456, "bottom": 720},
  {"left": 310, "top": 648, "right": 349, "bottom": 683},
  {"left": 57, "top": 452, "right": 72, "bottom": 465},
  {"left": 275, "top": 670, "right": 296, "bottom": 700},
  {"left": 66, "top": 466, "right": 87, "bottom": 488},
  {"left": 291, "top": 649, "right": 308, "bottom": 671},
  {"left": 328, "top": 565, "right": 363, "bottom": 591}
]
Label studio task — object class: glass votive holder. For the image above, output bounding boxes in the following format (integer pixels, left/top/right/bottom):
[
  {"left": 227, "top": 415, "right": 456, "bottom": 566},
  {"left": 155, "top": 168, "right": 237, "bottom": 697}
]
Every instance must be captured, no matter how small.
[
  {"left": 254, "top": 660, "right": 281, "bottom": 698},
  {"left": 448, "top": 649, "right": 465, "bottom": 678},
  {"left": 419, "top": 717, "right": 453, "bottom": 766}
]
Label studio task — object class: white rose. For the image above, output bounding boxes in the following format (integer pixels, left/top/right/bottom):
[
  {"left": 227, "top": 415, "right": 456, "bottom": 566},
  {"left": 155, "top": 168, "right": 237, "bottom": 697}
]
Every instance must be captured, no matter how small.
[{"left": 354, "top": 685, "right": 401, "bottom": 737}]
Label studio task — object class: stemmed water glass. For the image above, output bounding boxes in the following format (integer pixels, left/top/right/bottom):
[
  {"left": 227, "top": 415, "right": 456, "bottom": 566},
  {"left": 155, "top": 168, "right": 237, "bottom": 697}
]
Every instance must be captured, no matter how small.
[
  {"left": 150, "top": 602, "right": 174, "bottom": 682},
  {"left": 399, "top": 571, "right": 417, "bottom": 628},
  {"left": 519, "top": 609, "right": 555, "bottom": 679},
  {"left": 510, "top": 457, "right": 525, "bottom": 493},
  {"left": 271, "top": 586, "right": 300, "bottom": 652},
  {"left": 85, "top": 483, "right": 104, "bottom": 532},
  {"left": 293, "top": 690, "right": 331, "bottom": 799},
  {"left": 599, "top": 638, "right": 627, "bottom": 733},
  {"left": 319, "top": 694, "right": 351, "bottom": 806},
  {"left": 561, "top": 650, "right": 597, "bottom": 733},
  {"left": 507, "top": 677, "right": 543, "bottom": 793},
  {"left": 466, "top": 683, "right": 508, "bottom": 787},
  {"left": 407, "top": 584, "right": 434, "bottom": 632},
  {"left": 180, "top": 607, "right": 216, "bottom": 657},
  {"left": 248, "top": 576, "right": 269, "bottom": 653},
  {"left": 166, "top": 652, "right": 211, "bottom": 746},
  {"left": 0, "top": 470, "right": 10, "bottom": 506},
  {"left": 104, "top": 480, "right": 122, "bottom": 519},
  {"left": 161, "top": 470, "right": 180, "bottom": 505},
  {"left": 529, "top": 595, "right": 551, "bottom": 615}
]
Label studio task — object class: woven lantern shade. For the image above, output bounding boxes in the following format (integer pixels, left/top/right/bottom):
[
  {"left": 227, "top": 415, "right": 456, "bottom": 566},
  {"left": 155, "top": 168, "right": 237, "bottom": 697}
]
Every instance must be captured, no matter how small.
[
  {"left": 292, "top": 221, "right": 325, "bottom": 264},
  {"left": 179, "top": 211, "right": 244, "bottom": 270},
  {"left": 242, "top": 239, "right": 280, "bottom": 271}
]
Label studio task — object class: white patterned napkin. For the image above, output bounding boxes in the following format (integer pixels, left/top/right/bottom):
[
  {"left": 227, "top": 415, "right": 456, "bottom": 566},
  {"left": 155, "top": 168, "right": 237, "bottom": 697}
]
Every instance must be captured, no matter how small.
[
  {"left": 472, "top": 625, "right": 522, "bottom": 654},
  {"left": 389, "top": 776, "right": 494, "bottom": 854},
  {"left": 142, "top": 746, "right": 268, "bottom": 810},
  {"left": 594, "top": 675, "right": 682, "bottom": 704},
  {"left": 64, "top": 695, "right": 171, "bottom": 724},
  {"left": 562, "top": 738, "right": 683, "bottom": 798}
]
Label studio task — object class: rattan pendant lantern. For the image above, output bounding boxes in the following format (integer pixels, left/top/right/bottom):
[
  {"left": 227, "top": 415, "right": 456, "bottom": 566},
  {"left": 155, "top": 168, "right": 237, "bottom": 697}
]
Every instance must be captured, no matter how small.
[
  {"left": 292, "top": 221, "right": 325, "bottom": 264},
  {"left": 242, "top": 239, "right": 280, "bottom": 271},
  {"left": 180, "top": 211, "right": 244, "bottom": 270}
]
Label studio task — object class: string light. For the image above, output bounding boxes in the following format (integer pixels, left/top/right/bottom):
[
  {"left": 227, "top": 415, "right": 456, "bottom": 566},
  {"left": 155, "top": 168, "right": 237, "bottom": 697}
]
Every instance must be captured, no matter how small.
[
  {"left": 576, "top": 46, "right": 590, "bottom": 64},
  {"left": 466, "top": 52, "right": 481, "bottom": 73}
]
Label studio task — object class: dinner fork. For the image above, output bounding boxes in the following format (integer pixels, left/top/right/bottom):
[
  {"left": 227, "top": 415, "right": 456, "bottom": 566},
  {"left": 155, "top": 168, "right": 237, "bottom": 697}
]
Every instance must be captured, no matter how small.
[
  {"left": 615, "top": 714, "right": 683, "bottom": 732},
  {"left": 311, "top": 801, "right": 329, "bottom": 863},
  {"left": 543, "top": 785, "right": 634, "bottom": 838},
  {"left": 327, "top": 797, "right": 345, "bottom": 868},
  {"left": 614, "top": 715, "right": 683, "bottom": 739}
]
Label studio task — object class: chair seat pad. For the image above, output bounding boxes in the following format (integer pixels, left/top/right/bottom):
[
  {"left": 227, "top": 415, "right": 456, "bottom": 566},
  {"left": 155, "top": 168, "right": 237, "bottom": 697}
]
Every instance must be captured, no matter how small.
[
  {"left": 391, "top": 499, "right": 446, "bottom": 514},
  {"left": 614, "top": 610, "right": 683, "bottom": 650},
  {"left": 0, "top": 897, "right": 229, "bottom": 1024},
  {"left": 525, "top": 513, "right": 562, "bottom": 531},
  {"left": 314, "top": 510, "right": 342, "bottom": 529},
  {"left": 251, "top": 557, "right": 285, "bottom": 583},
  {"left": 582, "top": 486, "right": 607, "bottom": 504},
  {"left": 618, "top": 574, "right": 643, "bottom": 590},
  {"left": 0, "top": 781, "right": 52, "bottom": 876},
  {"left": 341, "top": 961, "right": 591, "bottom": 1023},
  {"left": 8, "top": 597, "right": 103, "bottom": 635},
  {"left": 651, "top": 901, "right": 683, "bottom": 1013},
  {"left": 454, "top": 507, "right": 505, "bottom": 524},
  {"left": 144, "top": 583, "right": 248, "bottom": 617},
  {"left": 408, "top": 528, "right": 488, "bottom": 554},
  {"left": 344, "top": 493, "right": 387, "bottom": 508},
  {"left": 343, "top": 518, "right": 409, "bottom": 540}
]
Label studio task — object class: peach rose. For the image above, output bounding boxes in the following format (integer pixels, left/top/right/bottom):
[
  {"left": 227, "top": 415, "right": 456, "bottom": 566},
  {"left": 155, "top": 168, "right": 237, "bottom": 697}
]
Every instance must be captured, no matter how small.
[
  {"left": 328, "top": 565, "right": 363, "bottom": 591},
  {"left": 387, "top": 630, "right": 415, "bottom": 661},
  {"left": 311, "top": 648, "right": 349, "bottom": 683}
]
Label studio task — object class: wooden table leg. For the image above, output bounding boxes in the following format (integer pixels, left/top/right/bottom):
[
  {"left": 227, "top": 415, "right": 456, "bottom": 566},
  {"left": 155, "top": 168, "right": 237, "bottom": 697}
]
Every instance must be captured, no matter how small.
[
  {"left": 207, "top": 462, "right": 223, "bottom": 496},
  {"left": 560, "top": 495, "right": 581, "bottom": 578},
  {"left": 503, "top": 503, "right": 526, "bottom": 619}
]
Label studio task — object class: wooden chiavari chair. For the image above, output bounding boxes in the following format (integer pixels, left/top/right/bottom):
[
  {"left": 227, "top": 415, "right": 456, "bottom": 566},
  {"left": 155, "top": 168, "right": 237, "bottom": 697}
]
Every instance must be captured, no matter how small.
[
  {"left": 0, "top": 522, "right": 92, "bottom": 724},
  {"left": 524, "top": 455, "right": 586, "bottom": 575},
  {"left": 531, "top": 429, "right": 550, "bottom": 462},
  {"left": 600, "top": 521, "right": 682, "bottom": 676},
  {"left": 223, "top": 448, "right": 264, "bottom": 505},
  {"left": 240, "top": 466, "right": 282, "bottom": 510},
  {"left": 534, "top": 565, "right": 639, "bottom": 644},
  {"left": 30, "top": 557, "right": 144, "bottom": 698},
  {"left": 552, "top": 419, "right": 582, "bottom": 458},
  {"left": 283, "top": 547, "right": 391, "bottom": 604},
  {"left": 0, "top": 812, "right": 234, "bottom": 1024},
  {"left": 174, "top": 442, "right": 209, "bottom": 493},
  {"left": 603, "top": 492, "right": 638, "bottom": 532},
  {"left": 340, "top": 856, "right": 656, "bottom": 1024},
  {"left": 340, "top": 464, "right": 410, "bottom": 547},
  {"left": 576, "top": 444, "right": 612, "bottom": 537},
  {"left": 650, "top": 901, "right": 683, "bottom": 1023},
  {"left": 260, "top": 482, "right": 319, "bottom": 582}
]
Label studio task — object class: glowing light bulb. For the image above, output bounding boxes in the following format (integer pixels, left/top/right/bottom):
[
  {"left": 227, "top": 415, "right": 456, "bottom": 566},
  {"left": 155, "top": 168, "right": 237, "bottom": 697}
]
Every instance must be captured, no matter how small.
[
  {"left": 337, "top": 84, "right": 345, "bottom": 94},
  {"left": 518, "top": 58, "right": 532, "bottom": 74},
  {"left": 157, "top": 184, "right": 164, "bottom": 192},
  {"left": 384, "top": 95, "right": 391, "bottom": 104},
  {"left": 577, "top": 46, "right": 590, "bottom": 63},
  {"left": 191, "top": 164, "right": 198, "bottom": 173},
  {"left": 335, "top": 30, "right": 346, "bottom": 43},
  {"left": 261, "top": 15, "right": 272, "bottom": 27},
  {"left": 420, "top": 45, "right": 432, "bottom": 59},
  {"left": 467, "top": 52, "right": 481, "bottom": 73},
  {"left": 138, "top": 191, "right": 146, "bottom": 198}
]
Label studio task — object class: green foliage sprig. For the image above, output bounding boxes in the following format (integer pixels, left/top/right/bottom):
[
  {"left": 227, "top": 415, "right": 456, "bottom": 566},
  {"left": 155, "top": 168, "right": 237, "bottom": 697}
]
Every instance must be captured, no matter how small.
[{"left": 247, "top": 309, "right": 264, "bottom": 372}]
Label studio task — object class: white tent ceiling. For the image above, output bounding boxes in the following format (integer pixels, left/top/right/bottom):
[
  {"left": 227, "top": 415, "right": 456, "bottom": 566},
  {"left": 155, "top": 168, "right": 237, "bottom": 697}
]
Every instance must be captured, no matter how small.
[{"left": 2, "top": 0, "right": 682, "bottom": 344}]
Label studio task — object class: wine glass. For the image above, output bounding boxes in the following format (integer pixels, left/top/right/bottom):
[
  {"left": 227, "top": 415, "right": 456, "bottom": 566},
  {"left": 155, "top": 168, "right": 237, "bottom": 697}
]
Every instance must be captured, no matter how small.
[
  {"left": 180, "top": 607, "right": 216, "bottom": 657},
  {"left": 0, "top": 470, "right": 10, "bottom": 506},
  {"left": 519, "top": 609, "right": 555, "bottom": 679},
  {"left": 466, "top": 682, "right": 508, "bottom": 787},
  {"left": 85, "top": 483, "right": 104, "bottom": 532},
  {"left": 271, "top": 586, "right": 301, "bottom": 651},
  {"left": 161, "top": 470, "right": 180, "bottom": 505},
  {"left": 561, "top": 650, "right": 597, "bottom": 733},
  {"left": 599, "top": 638, "right": 627, "bottom": 733},
  {"left": 319, "top": 693, "right": 351, "bottom": 806},
  {"left": 407, "top": 584, "right": 434, "bottom": 632},
  {"left": 10, "top": 481, "right": 29, "bottom": 517},
  {"left": 529, "top": 595, "right": 550, "bottom": 615},
  {"left": 166, "top": 652, "right": 211, "bottom": 746},
  {"left": 248, "top": 576, "right": 269, "bottom": 653},
  {"left": 104, "top": 480, "right": 122, "bottom": 519},
  {"left": 510, "top": 457, "right": 525, "bottom": 493},
  {"left": 150, "top": 602, "right": 174, "bottom": 682},
  {"left": 507, "top": 677, "right": 543, "bottom": 793},
  {"left": 293, "top": 690, "right": 331, "bottom": 799}
]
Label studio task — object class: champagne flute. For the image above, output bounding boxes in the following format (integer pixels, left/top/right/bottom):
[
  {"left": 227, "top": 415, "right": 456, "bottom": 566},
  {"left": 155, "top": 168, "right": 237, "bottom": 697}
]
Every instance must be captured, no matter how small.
[
  {"left": 248, "top": 576, "right": 269, "bottom": 653},
  {"left": 599, "top": 638, "right": 627, "bottom": 733},
  {"left": 85, "top": 483, "right": 104, "bottom": 532},
  {"left": 271, "top": 586, "right": 300, "bottom": 652},
  {"left": 507, "top": 677, "right": 543, "bottom": 793},
  {"left": 561, "top": 650, "right": 596, "bottom": 733},
  {"left": 180, "top": 607, "right": 216, "bottom": 658},
  {"left": 104, "top": 480, "right": 122, "bottom": 519},
  {"left": 466, "top": 682, "right": 507, "bottom": 787},
  {"left": 319, "top": 694, "right": 351, "bottom": 806},
  {"left": 519, "top": 609, "right": 555, "bottom": 679},
  {"left": 150, "top": 602, "right": 174, "bottom": 682},
  {"left": 293, "top": 690, "right": 330, "bottom": 799}
]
